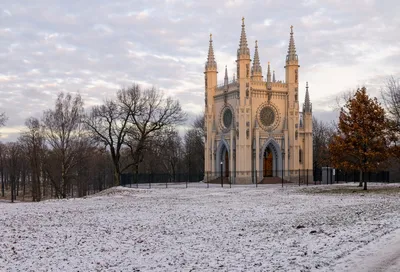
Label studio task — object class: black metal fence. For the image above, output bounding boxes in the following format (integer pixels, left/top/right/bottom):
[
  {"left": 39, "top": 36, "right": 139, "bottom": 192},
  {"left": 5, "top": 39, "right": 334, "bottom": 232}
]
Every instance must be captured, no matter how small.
[
  {"left": 313, "top": 168, "right": 390, "bottom": 184},
  {"left": 120, "top": 169, "right": 390, "bottom": 189}
]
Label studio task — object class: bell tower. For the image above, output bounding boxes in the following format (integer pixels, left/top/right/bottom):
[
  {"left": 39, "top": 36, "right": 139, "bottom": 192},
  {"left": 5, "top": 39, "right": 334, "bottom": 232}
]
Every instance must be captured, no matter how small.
[
  {"left": 285, "top": 26, "right": 300, "bottom": 171},
  {"left": 204, "top": 34, "right": 218, "bottom": 173},
  {"left": 235, "top": 17, "right": 252, "bottom": 180}
]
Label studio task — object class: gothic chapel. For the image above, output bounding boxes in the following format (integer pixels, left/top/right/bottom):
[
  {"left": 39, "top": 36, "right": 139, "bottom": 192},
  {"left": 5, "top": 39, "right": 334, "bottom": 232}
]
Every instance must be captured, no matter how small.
[{"left": 204, "top": 18, "right": 313, "bottom": 183}]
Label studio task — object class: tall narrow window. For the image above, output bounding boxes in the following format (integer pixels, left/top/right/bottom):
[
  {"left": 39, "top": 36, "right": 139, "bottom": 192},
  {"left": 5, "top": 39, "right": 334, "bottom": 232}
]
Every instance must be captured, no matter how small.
[{"left": 299, "top": 149, "right": 302, "bottom": 164}]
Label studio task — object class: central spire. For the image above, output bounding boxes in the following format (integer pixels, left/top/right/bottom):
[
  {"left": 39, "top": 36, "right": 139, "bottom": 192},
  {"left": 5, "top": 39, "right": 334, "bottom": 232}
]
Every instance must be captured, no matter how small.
[
  {"left": 286, "top": 25, "right": 298, "bottom": 62},
  {"left": 237, "top": 17, "right": 250, "bottom": 58},
  {"left": 205, "top": 33, "right": 217, "bottom": 70}
]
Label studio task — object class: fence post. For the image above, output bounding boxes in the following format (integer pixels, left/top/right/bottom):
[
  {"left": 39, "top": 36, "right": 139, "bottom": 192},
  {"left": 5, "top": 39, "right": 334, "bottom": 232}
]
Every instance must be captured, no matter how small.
[
  {"left": 306, "top": 169, "right": 309, "bottom": 186},
  {"left": 207, "top": 172, "right": 209, "bottom": 188},
  {"left": 149, "top": 173, "right": 151, "bottom": 189}
]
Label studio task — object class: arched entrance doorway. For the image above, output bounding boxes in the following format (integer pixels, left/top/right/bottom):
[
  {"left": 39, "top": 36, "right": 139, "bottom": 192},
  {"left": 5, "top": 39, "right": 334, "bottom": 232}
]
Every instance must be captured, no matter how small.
[
  {"left": 216, "top": 140, "right": 230, "bottom": 178},
  {"left": 259, "top": 138, "right": 283, "bottom": 179},
  {"left": 263, "top": 147, "right": 273, "bottom": 177}
]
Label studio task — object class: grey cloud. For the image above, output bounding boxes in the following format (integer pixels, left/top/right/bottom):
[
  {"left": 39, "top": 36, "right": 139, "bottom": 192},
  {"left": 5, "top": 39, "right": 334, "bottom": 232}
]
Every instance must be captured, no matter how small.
[{"left": 1, "top": 0, "right": 400, "bottom": 141}]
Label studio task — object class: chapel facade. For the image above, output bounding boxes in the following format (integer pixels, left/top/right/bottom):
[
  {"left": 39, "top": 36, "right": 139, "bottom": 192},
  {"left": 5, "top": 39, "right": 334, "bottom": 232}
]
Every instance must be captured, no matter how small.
[{"left": 204, "top": 18, "right": 313, "bottom": 184}]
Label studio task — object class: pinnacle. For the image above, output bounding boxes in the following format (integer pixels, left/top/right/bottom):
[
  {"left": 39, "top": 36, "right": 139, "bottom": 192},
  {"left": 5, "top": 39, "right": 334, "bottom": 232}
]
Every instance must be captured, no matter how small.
[
  {"left": 251, "top": 40, "right": 262, "bottom": 77},
  {"left": 224, "top": 65, "right": 228, "bottom": 86},
  {"left": 237, "top": 17, "right": 250, "bottom": 57},
  {"left": 303, "top": 82, "right": 312, "bottom": 113},
  {"left": 286, "top": 25, "right": 298, "bottom": 62},
  {"left": 205, "top": 33, "right": 217, "bottom": 70}
]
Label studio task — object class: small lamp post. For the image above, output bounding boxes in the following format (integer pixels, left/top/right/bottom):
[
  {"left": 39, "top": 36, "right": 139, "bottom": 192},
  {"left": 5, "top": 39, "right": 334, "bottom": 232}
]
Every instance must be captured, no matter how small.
[{"left": 220, "top": 161, "right": 223, "bottom": 187}]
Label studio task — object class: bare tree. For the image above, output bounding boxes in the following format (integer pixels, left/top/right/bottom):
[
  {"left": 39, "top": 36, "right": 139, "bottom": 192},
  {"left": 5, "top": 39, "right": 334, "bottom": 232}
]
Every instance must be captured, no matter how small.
[
  {"left": 381, "top": 76, "right": 400, "bottom": 160},
  {"left": 42, "top": 92, "right": 87, "bottom": 198},
  {"left": 19, "top": 117, "right": 45, "bottom": 201},
  {"left": 0, "top": 112, "right": 7, "bottom": 137},
  {"left": 121, "top": 85, "right": 187, "bottom": 175},
  {"left": 184, "top": 113, "right": 205, "bottom": 175},
  {"left": 155, "top": 128, "right": 184, "bottom": 178},
  {"left": 5, "top": 142, "right": 22, "bottom": 202},
  {"left": 0, "top": 142, "right": 6, "bottom": 197},
  {"left": 84, "top": 96, "right": 131, "bottom": 186},
  {"left": 313, "top": 117, "right": 335, "bottom": 170},
  {"left": 381, "top": 76, "right": 400, "bottom": 123}
]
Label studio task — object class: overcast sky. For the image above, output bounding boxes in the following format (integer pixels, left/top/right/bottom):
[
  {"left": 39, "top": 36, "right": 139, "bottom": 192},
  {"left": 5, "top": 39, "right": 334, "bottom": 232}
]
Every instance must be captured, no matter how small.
[{"left": 1, "top": 0, "right": 399, "bottom": 141}]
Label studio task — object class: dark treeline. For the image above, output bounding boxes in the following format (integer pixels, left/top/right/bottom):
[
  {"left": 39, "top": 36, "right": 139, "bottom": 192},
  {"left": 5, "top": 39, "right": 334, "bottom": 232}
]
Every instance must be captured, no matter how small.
[{"left": 0, "top": 84, "right": 204, "bottom": 201}]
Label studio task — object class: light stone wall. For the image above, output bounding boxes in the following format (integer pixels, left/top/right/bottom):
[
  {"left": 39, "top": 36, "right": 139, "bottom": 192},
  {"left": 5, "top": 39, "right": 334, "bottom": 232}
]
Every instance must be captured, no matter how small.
[{"left": 204, "top": 24, "right": 313, "bottom": 184}]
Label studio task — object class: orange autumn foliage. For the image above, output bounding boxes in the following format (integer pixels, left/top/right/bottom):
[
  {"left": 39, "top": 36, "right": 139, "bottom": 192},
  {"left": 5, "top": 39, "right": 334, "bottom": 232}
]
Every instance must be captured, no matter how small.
[{"left": 329, "top": 87, "right": 390, "bottom": 172}]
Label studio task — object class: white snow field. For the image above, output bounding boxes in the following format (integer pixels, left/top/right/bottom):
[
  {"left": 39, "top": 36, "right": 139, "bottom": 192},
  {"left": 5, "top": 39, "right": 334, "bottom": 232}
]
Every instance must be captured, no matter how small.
[{"left": 1, "top": 184, "right": 400, "bottom": 272}]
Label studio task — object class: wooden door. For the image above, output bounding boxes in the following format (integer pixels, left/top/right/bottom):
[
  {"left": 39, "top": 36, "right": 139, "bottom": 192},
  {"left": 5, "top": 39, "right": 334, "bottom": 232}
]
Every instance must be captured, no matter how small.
[{"left": 263, "top": 152, "right": 273, "bottom": 177}]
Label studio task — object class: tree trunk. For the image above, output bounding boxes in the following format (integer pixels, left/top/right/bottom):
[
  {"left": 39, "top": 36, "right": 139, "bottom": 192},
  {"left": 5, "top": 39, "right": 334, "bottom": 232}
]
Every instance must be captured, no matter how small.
[
  {"left": 61, "top": 162, "right": 67, "bottom": 198},
  {"left": 22, "top": 171, "right": 26, "bottom": 201},
  {"left": 358, "top": 170, "right": 363, "bottom": 187},
  {"left": 114, "top": 166, "right": 120, "bottom": 186},
  {"left": 1, "top": 169, "right": 4, "bottom": 197},
  {"left": 363, "top": 176, "right": 368, "bottom": 190}
]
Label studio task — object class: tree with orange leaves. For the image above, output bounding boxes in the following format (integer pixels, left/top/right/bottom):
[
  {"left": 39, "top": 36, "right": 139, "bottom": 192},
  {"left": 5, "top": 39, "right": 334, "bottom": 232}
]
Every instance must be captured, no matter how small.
[{"left": 329, "top": 87, "right": 390, "bottom": 190}]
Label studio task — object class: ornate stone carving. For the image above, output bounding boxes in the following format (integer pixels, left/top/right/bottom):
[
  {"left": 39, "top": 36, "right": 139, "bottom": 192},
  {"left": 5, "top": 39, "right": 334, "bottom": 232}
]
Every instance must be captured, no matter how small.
[
  {"left": 219, "top": 105, "right": 234, "bottom": 133},
  {"left": 260, "top": 107, "right": 275, "bottom": 127},
  {"left": 223, "top": 108, "right": 233, "bottom": 128},
  {"left": 256, "top": 102, "right": 281, "bottom": 131}
]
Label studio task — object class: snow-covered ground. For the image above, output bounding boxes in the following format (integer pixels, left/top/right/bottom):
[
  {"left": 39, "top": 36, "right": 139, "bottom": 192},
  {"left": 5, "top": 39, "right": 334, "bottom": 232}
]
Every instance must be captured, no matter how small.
[{"left": 1, "top": 184, "right": 399, "bottom": 271}]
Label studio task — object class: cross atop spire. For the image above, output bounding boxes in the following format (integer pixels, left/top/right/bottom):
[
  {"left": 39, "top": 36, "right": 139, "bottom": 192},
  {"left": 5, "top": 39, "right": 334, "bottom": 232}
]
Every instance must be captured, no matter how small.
[
  {"left": 237, "top": 17, "right": 250, "bottom": 58},
  {"left": 303, "top": 82, "right": 312, "bottom": 113},
  {"left": 286, "top": 25, "right": 298, "bottom": 62},
  {"left": 205, "top": 33, "right": 217, "bottom": 71},
  {"left": 251, "top": 40, "right": 262, "bottom": 78}
]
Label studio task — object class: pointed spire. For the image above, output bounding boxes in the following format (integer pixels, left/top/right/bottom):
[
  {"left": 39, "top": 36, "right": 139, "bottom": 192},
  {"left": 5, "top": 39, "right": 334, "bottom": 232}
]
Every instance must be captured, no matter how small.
[
  {"left": 233, "top": 73, "right": 236, "bottom": 82},
  {"left": 237, "top": 17, "right": 250, "bottom": 58},
  {"left": 267, "top": 62, "right": 271, "bottom": 83},
  {"left": 251, "top": 40, "right": 262, "bottom": 79},
  {"left": 224, "top": 65, "right": 228, "bottom": 86},
  {"left": 286, "top": 25, "right": 298, "bottom": 62},
  {"left": 303, "top": 82, "right": 312, "bottom": 113},
  {"left": 273, "top": 70, "right": 276, "bottom": 82},
  {"left": 205, "top": 33, "right": 217, "bottom": 71}
]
